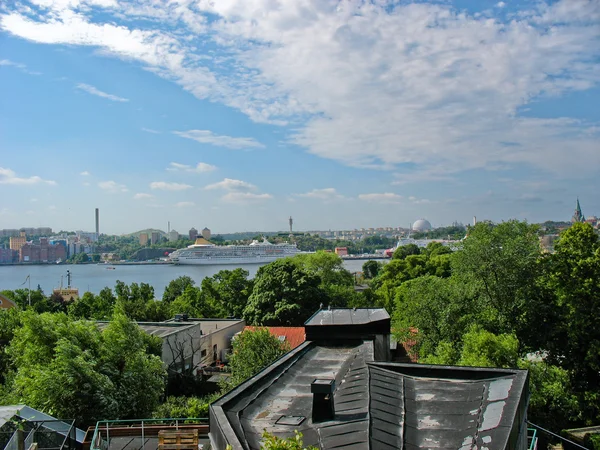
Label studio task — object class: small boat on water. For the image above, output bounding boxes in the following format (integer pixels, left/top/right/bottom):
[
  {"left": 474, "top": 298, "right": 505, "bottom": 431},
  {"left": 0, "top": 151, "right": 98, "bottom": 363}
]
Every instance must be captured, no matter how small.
[{"left": 106, "top": 266, "right": 116, "bottom": 270}]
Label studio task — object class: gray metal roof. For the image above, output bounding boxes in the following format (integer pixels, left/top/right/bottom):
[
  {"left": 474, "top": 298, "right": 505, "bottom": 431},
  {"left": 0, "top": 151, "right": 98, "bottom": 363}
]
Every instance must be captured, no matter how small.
[
  {"left": 304, "top": 308, "right": 389, "bottom": 326},
  {"left": 210, "top": 343, "right": 528, "bottom": 450}
]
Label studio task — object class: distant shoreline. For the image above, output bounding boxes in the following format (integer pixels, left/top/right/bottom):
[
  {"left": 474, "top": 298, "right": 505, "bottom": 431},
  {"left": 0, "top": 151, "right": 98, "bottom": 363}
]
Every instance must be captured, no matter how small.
[{"left": 0, "top": 261, "right": 174, "bottom": 267}]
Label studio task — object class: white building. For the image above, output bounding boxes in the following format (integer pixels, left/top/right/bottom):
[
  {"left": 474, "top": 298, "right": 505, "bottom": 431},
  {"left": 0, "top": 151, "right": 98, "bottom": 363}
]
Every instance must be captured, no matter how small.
[{"left": 98, "top": 318, "right": 245, "bottom": 373}]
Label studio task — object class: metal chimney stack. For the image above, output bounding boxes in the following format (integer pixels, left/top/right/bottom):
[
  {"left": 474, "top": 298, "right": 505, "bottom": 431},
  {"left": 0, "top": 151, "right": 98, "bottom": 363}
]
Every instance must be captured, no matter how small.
[
  {"left": 95, "top": 208, "right": 99, "bottom": 237},
  {"left": 311, "top": 378, "right": 335, "bottom": 422}
]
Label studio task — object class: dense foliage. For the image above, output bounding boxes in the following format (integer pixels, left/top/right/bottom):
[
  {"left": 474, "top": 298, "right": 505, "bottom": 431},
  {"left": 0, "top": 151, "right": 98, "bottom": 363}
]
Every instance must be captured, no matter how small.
[
  {"left": 381, "top": 221, "right": 600, "bottom": 432},
  {"left": 1, "top": 223, "right": 598, "bottom": 438}
]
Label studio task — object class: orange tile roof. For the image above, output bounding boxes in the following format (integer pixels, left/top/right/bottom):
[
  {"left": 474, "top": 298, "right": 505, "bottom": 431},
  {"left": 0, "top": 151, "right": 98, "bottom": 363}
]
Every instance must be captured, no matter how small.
[{"left": 244, "top": 326, "right": 306, "bottom": 349}]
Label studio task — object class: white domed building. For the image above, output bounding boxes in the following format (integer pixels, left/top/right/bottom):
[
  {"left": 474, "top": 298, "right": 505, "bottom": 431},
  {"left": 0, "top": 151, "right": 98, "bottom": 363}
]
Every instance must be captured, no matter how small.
[{"left": 412, "top": 219, "right": 432, "bottom": 232}]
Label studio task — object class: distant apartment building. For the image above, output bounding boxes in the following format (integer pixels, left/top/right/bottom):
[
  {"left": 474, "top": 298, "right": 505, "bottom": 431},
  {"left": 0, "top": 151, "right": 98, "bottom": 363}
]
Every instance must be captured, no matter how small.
[
  {"left": 9, "top": 233, "right": 27, "bottom": 251},
  {"left": 189, "top": 227, "right": 198, "bottom": 240},
  {"left": 76, "top": 230, "right": 98, "bottom": 243},
  {"left": 20, "top": 238, "right": 66, "bottom": 263},
  {"left": 139, "top": 233, "right": 149, "bottom": 246},
  {"left": 168, "top": 230, "right": 180, "bottom": 242},
  {"left": 202, "top": 227, "right": 211, "bottom": 240},
  {"left": 0, "top": 248, "right": 17, "bottom": 264},
  {"left": 1, "top": 227, "right": 52, "bottom": 237},
  {"left": 151, "top": 231, "right": 160, "bottom": 245}
]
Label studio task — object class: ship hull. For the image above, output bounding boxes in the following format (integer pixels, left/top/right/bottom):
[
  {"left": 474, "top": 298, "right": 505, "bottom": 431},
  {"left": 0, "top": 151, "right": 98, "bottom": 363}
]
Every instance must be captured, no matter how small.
[{"left": 172, "top": 254, "right": 295, "bottom": 265}]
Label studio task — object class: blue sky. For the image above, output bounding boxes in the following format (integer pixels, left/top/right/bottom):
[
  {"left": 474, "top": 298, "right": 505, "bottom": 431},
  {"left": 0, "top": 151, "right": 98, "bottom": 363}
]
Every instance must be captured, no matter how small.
[{"left": 0, "top": 0, "right": 598, "bottom": 235}]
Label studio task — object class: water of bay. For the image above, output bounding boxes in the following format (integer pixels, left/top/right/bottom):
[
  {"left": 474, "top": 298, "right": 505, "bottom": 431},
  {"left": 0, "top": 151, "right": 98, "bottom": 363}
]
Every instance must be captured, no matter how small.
[{"left": 0, "top": 259, "right": 375, "bottom": 299}]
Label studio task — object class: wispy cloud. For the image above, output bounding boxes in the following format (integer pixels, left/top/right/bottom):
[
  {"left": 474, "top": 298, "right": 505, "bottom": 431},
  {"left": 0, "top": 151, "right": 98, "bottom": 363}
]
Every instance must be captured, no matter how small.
[
  {"left": 150, "top": 181, "right": 192, "bottom": 191},
  {"left": 76, "top": 83, "right": 129, "bottom": 102},
  {"left": 0, "top": 58, "right": 41, "bottom": 75},
  {"left": 358, "top": 193, "right": 403, "bottom": 204},
  {"left": 222, "top": 192, "right": 272, "bottom": 203},
  {"left": 1, "top": 0, "right": 599, "bottom": 181},
  {"left": 295, "top": 188, "right": 345, "bottom": 201},
  {"left": 167, "top": 162, "right": 216, "bottom": 173},
  {"left": 0, "top": 167, "right": 56, "bottom": 185},
  {"left": 204, "top": 178, "right": 256, "bottom": 191},
  {"left": 98, "top": 180, "right": 128, "bottom": 193},
  {"left": 173, "top": 130, "right": 265, "bottom": 150},
  {"left": 175, "top": 201, "right": 195, "bottom": 207},
  {"left": 133, "top": 193, "right": 154, "bottom": 200},
  {"left": 80, "top": 171, "right": 90, "bottom": 176},
  {"left": 141, "top": 127, "right": 160, "bottom": 134}
]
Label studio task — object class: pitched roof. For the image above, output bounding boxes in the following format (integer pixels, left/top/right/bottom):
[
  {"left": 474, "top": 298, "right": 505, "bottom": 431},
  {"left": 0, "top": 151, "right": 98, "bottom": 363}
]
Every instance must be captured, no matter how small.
[{"left": 244, "top": 326, "right": 306, "bottom": 349}]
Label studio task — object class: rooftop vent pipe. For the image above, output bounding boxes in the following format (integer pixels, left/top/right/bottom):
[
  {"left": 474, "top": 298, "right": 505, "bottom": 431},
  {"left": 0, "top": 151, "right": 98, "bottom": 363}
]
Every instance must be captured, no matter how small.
[{"left": 311, "top": 378, "right": 335, "bottom": 422}]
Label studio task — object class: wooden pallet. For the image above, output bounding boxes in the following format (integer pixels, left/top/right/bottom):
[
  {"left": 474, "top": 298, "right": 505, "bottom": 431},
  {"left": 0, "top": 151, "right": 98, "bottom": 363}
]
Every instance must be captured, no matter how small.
[{"left": 158, "top": 430, "right": 199, "bottom": 450}]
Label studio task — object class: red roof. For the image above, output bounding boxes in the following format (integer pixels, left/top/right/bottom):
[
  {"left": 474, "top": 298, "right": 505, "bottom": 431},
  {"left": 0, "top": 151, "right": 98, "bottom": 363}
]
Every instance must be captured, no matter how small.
[{"left": 244, "top": 326, "right": 306, "bottom": 350}]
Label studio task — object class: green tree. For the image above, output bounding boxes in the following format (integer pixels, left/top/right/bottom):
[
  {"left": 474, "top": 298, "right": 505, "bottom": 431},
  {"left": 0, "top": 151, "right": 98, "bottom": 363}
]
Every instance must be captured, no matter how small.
[
  {"left": 163, "top": 276, "right": 196, "bottom": 304},
  {"left": 362, "top": 260, "right": 382, "bottom": 279},
  {"left": 200, "top": 269, "right": 252, "bottom": 318},
  {"left": 226, "top": 329, "right": 288, "bottom": 388},
  {"left": 541, "top": 222, "right": 600, "bottom": 423},
  {"left": 7, "top": 312, "right": 165, "bottom": 426},
  {"left": 294, "top": 252, "right": 353, "bottom": 287},
  {"left": 243, "top": 259, "right": 327, "bottom": 326},
  {"left": 392, "top": 244, "right": 421, "bottom": 260},
  {"left": 451, "top": 220, "right": 541, "bottom": 334},
  {"left": 518, "top": 359, "right": 580, "bottom": 431}
]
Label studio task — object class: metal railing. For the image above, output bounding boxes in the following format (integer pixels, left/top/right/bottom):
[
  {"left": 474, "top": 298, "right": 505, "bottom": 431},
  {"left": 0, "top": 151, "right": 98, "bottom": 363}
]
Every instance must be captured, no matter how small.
[
  {"left": 90, "top": 418, "right": 208, "bottom": 450},
  {"left": 528, "top": 428, "right": 538, "bottom": 450},
  {"left": 2, "top": 420, "right": 77, "bottom": 450}
]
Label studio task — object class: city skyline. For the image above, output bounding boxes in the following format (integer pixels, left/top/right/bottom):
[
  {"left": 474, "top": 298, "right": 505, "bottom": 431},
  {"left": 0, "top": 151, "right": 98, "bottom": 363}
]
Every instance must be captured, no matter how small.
[{"left": 1, "top": 0, "right": 599, "bottom": 235}]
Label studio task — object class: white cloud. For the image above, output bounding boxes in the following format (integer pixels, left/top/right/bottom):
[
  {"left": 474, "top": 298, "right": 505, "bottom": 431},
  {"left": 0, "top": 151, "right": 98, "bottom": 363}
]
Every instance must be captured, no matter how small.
[
  {"left": 141, "top": 127, "right": 160, "bottom": 134},
  {"left": 173, "top": 130, "right": 264, "bottom": 150},
  {"left": 1, "top": 0, "right": 599, "bottom": 179},
  {"left": 204, "top": 178, "right": 257, "bottom": 191},
  {"left": 358, "top": 193, "right": 403, "bottom": 204},
  {"left": 0, "top": 167, "right": 56, "bottom": 185},
  {"left": 167, "top": 162, "right": 217, "bottom": 173},
  {"left": 150, "top": 181, "right": 192, "bottom": 191},
  {"left": 0, "top": 58, "right": 41, "bottom": 75},
  {"left": 80, "top": 170, "right": 90, "bottom": 176},
  {"left": 295, "top": 188, "right": 345, "bottom": 201},
  {"left": 175, "top": 201, "right": 195, "bottom": 207},
  {"left": 496, "top": 2, "right": 506, "bottom": 8},
  {"left": 76, "top": 83, "right": 128, "bottom": 102},
  {"left": 133, "top": 193, "right": 154, "bottom": 200},
  {"left": 98, "top": 180, "right": 128, "bottom": 192},
  {"left": 222, "top": 192, "right": 272, "bottom": 203}
]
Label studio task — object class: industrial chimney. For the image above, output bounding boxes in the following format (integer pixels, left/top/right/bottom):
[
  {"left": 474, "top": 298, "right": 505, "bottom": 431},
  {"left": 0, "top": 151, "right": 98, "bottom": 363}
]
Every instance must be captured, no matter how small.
[
  {"left": 95, "top": 208, "right": 99, "bottom": 237},
  {"left": 311, "top": 378, "right": 335, "bottom": 422}
]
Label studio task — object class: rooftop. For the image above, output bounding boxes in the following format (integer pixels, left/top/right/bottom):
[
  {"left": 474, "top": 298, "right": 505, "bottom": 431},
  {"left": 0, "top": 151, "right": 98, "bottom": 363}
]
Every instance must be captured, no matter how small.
[
  {"left": 97, "top": 318, "right": 243, "bottom": 339},
  {"left": 305, "top": 308, "right": 389, "bottom": 326},
  {"left": 244, "top": 326, "right": 306, "bottom": 349},
  {"left": 210, "top": 341, "right": 529, "bottom": 450}
]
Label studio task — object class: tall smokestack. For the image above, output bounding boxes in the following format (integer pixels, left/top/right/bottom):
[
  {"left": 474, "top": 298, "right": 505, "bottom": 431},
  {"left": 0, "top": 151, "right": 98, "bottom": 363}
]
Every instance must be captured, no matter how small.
[
  {"left": 473, "top": 216, "right": 477, "bottom": 226},
  {"left": 168, "top": 221, "right": 171, "bottom": 233},
  {"left": 95, "top": 208, "right": 99, "bottom": 237}
]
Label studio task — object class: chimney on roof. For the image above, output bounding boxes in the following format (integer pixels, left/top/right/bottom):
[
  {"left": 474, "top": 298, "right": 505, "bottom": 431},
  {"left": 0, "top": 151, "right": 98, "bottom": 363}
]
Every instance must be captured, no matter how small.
[{"left": 311, "top": 378, "right": 335, "bottom": 422}]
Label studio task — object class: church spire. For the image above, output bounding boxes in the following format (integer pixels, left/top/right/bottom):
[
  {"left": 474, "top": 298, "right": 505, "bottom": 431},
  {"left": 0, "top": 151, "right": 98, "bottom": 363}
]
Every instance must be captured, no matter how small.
[{"left": 572, "top": 198, "right": 585, "bottom": 223}]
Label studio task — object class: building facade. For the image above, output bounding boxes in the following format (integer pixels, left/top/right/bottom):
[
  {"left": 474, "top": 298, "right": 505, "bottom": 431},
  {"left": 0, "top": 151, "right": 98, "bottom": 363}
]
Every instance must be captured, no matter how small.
[
  {"left": 139, "top": 233, "right": 149, "bottom": 246},
  {"left": 9, "top": 233, "right": 27, "bottom": 251},
  {"left": 20, "top": 238, "right": 67, "bottom": 263}
]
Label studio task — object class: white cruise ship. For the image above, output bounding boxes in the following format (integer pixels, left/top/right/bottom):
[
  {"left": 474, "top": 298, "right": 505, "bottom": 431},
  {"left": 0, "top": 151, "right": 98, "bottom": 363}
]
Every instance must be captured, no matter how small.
[{"left": 169, "top": 237, "right": 302, "bottom": 265}]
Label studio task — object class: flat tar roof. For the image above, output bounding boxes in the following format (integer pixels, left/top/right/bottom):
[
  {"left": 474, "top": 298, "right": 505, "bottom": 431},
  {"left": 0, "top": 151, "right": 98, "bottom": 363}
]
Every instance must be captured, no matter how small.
[
  {"left": 305, "top": 308, "right": 389, "bottom": 326},
  {"left": 96, "top": 319, "right": 243, "bottom": 339}
]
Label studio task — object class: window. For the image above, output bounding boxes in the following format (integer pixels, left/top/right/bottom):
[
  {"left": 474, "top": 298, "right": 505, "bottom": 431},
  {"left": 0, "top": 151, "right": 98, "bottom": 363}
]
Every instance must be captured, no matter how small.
[{"left": 201, "top": 349, "right": 207, "bottom": 358}]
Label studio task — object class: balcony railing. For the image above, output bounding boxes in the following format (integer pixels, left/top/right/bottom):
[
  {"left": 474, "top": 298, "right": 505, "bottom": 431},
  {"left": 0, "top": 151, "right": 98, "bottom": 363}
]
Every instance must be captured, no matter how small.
[{"left": 90, "top": 418, "right": 208, "bottom": 450}]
